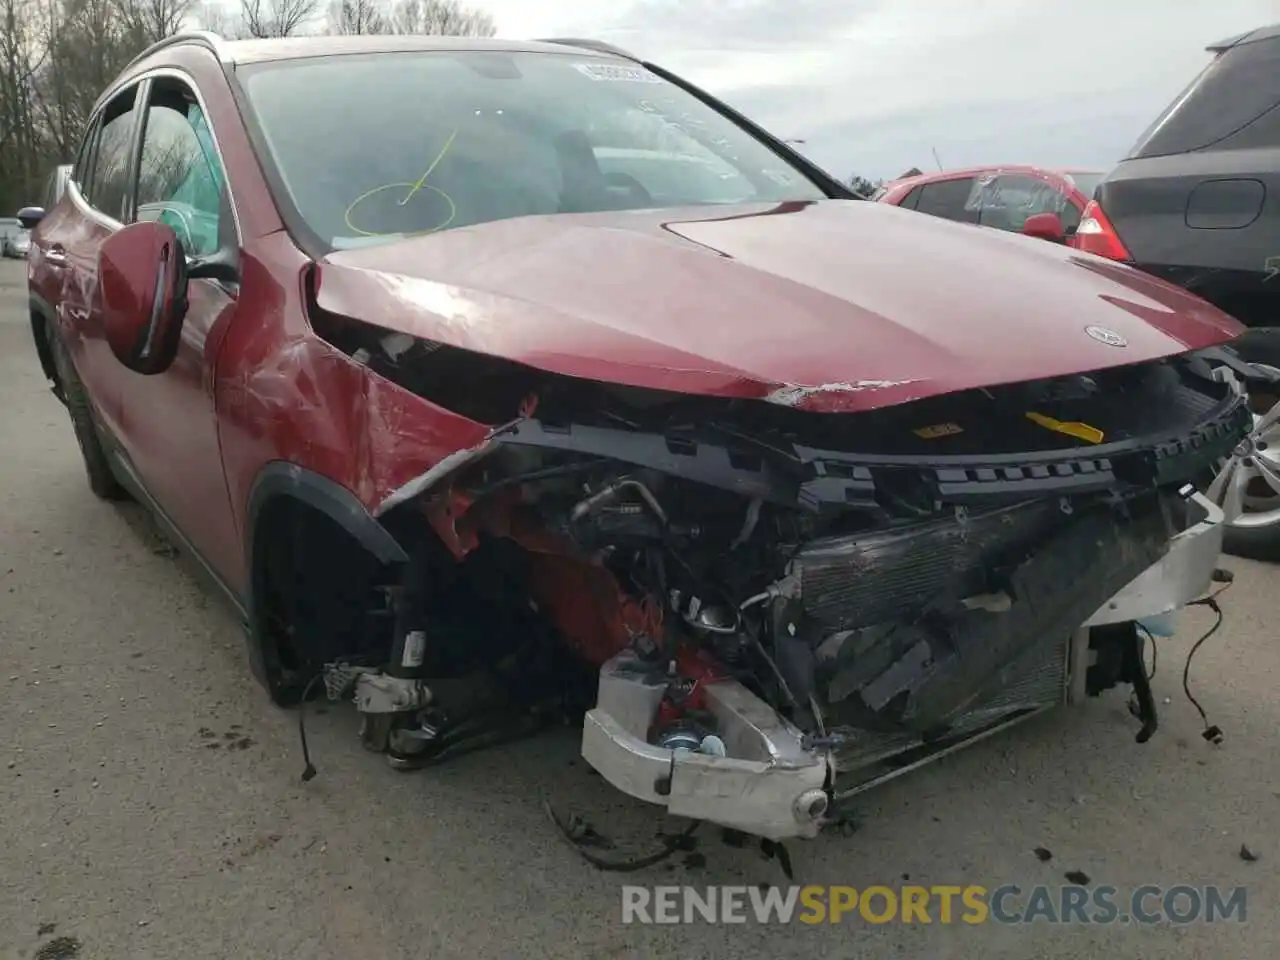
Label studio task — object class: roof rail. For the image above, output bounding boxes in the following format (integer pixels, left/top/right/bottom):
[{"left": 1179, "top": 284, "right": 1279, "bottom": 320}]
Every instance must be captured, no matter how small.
[
  {"left": 535, "top": 37, "right": 640, "bottom": 61},
  {"left": 121, "top": 30, "right": 226, "bottom": 74}
]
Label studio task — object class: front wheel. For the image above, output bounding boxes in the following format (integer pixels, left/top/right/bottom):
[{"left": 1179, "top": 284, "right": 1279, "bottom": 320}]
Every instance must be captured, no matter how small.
[{"left": 1207, "top": 327, "right": 1280, "bottom": 562}]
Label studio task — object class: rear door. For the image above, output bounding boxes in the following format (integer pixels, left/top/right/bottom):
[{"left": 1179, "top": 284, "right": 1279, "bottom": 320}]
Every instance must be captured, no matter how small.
[
  {"left": 1096, "top": 25, "right": 1280, "bottom": 313},
  {"left": 31, "top": 83, "right": 143, "bottom": 440}
]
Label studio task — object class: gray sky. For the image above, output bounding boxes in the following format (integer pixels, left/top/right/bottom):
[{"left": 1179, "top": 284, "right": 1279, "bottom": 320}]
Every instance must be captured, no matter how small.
[{"left": 469, "top": 0, "right": 1277, "bottom": 180}]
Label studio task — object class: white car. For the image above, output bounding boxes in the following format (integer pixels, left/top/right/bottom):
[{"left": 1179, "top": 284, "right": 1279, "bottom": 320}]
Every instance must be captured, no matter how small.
[
  {"left": 3, "top": 229, "right": 31, "bottom": 258},
  {"left": 0, "top": 217, "right": 24, "bottom": 257}
]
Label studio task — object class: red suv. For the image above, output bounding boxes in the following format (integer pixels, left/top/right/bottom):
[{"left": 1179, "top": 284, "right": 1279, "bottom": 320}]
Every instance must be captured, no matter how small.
[
  {"left": 876, "top": 165, "right": 1104, "bottom": 245},
  {"left": 19, "top": 33, "right": 1257, "bottom": 841}
]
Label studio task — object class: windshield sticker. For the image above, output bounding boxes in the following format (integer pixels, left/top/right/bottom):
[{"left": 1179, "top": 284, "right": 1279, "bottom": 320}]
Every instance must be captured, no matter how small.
[{"left": 574, "top": 62, "right": 662, "bottom": 83}]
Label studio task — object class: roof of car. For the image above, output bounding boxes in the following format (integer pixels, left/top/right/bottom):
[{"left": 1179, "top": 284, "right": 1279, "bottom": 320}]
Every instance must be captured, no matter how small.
[
  {"left": 227, "top": 35, "right": 624, "bottom": 65},
  {"left": 127, "top": 32, "right": 637, "bottom": 71},
  {"left": 884, "top": 165, "right": 1102, "bottom": 191}
]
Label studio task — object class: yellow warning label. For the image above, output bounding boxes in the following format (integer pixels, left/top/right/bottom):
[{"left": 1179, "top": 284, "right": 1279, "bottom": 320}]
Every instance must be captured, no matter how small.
[{"left": 1025, "top": 411, "right": 1105, "bottom": 444}]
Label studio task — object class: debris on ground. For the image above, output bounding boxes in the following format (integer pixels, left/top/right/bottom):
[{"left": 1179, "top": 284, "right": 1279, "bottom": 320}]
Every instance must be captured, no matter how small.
[
  {"left": 1034, "top": 847, "right": 1053, "bottom": 862},
  {"left": 1064, "top": 870, "right": 1090, "bottom": 884},
  {"left": 34, "top": 936, "right": 81, "bottom": 960},
  {"left": 1239, "top": 844, "right": 1258, "bottom": 862}
]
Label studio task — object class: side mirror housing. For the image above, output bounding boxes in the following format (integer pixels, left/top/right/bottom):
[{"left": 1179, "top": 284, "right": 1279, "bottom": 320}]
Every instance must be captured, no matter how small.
[
  {"left": 16, "top": 206, "right": 45, "bottom": 229},
  {"left": 1022, "top": 211, "right": 1066, "bottom": 243},
  {"left": 99, "top": 221, "right": 190, "bottom": 376}
]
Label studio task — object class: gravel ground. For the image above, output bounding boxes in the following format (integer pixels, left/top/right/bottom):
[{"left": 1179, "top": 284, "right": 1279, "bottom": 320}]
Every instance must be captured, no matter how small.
[{"left": 1, "top": 256, "right": 1278, "bottom": 960}]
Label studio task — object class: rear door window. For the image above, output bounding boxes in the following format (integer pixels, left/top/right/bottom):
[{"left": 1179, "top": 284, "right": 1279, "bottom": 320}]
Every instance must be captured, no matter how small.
[
  {"left": 1127, "top": 34, "right": 1280, "bottom": 157},
  {"left": 913, "top": 177, "right": 978, "bottom": 222},
  {"left": 896, "top": 185, "right": 923, "bottom": 209},
  {"left": 86, "top": 86, "right": 141, "bottom": 221},
  {"left": 965, "top": 173, "right": 1069, "bottom": 232}
]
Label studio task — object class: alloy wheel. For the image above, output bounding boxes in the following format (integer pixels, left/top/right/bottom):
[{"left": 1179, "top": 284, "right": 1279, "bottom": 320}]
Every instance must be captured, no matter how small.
[{"left": 1207, "top": 363, "right": 1280, "bottom": 530}]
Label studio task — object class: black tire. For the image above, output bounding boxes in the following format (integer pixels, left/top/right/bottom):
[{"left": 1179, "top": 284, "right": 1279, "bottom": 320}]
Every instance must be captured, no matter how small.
[
  {"left": 47, "top": 321, "right": 130, "bottom": 502},
  {"left": 1221, "top": 326, "right": 1280, "bottom": 562}
]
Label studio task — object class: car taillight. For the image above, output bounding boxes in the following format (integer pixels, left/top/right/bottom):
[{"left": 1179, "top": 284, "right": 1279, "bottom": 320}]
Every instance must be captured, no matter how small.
[{"left": 1074, "top": 200, "right": 1131, "bottom": 261}]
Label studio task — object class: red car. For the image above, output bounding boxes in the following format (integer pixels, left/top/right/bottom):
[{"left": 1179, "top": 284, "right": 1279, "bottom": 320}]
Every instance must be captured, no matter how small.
[
  {"left": 19, "top": 33, "right": 1254, "bottom": 844},
  {"left": 875, "top": 165, "right": 1104, "bottom": 245}
]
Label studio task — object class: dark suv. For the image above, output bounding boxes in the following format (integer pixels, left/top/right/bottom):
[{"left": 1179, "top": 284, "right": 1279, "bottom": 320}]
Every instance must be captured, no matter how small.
[{"left": 1077, "top": 22, "right": 1280, "bottom": 559}]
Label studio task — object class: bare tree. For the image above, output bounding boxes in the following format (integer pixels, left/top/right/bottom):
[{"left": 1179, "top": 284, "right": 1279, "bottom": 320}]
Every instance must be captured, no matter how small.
[
  {"left": 0, "top": 0, "right": 197, "bottom": 209},
  {"left": 0, "top": 0, "right": 498, "bottom": 211},
  {"left": 327, "top": 0, "right": 492, "bottom": 36},
  {"left": 193, "top": 0, "right": 238, "bottom": 35},
  {"left": 242, "top": 0, "right": 320, "bottom": 38},
  {"left": 326, "top": 0, "right": 384, "bottom": 35},
  {"left": 389, "top": 0, "right": 493, "bottom": 37},
  {"left": 118, "top": 0, "right": 193, "bottom": 45}
]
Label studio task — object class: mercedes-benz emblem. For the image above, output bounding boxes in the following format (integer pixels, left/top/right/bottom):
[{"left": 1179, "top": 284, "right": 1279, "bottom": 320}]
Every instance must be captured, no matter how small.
[{"left": 1085, "top": 325, "right": 1127, "bottom": 347}]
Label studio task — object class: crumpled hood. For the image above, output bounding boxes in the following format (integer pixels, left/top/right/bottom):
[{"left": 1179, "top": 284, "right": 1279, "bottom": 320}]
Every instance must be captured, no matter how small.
[{"left": 314, "top": 199, "right": 1244, "bottom": 413}]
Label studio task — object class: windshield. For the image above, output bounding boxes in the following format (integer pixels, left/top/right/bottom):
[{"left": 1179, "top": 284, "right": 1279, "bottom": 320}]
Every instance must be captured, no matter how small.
[{"left": 238, "top": 51, "right": 828, "bottom": 249}]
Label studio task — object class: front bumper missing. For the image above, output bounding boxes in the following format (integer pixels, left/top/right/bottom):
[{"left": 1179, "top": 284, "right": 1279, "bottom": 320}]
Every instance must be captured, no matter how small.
[{"left": 580, "top": 493, "right": 1227, "bottom": 840}]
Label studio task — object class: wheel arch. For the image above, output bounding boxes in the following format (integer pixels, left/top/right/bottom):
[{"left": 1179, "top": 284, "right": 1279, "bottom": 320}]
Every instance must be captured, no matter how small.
[
  {"left": 29, "top": 294, "right": 60, "bottom": 391},
  {"left": 243, "top": 462, "right": 409, "bottom": 700}
]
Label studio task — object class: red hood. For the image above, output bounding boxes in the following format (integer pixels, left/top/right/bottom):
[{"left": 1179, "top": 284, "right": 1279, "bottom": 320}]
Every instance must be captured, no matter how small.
[{"left": 315, "top": 200, "right": 1244, "bottom": 413}]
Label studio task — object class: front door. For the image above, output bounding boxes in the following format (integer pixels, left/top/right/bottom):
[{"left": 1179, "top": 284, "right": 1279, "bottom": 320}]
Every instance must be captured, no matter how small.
[{"left": 112, "top": 74, "right": 243, "bottom": 586}]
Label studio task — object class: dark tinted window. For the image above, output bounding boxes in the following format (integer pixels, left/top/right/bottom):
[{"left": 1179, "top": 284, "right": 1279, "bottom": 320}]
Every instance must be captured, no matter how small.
[
  {"left": 133, "top": 80, "right": 226, "bottom": 257},
  {"left": 1061, "top": 200, "right": 1084, "bottom": 234},
  {"left": 239, "top": 51, "right": 826, "bottom": 249},
  {"left": 85, "top": 87, "right": 140, "bottom": 220},
  {"left": 914, "top": 177, "right": 977, "bottom": 222},
  {"left": 897, "top": 185, "right": 923, "bottom": 209},
  {"left": 1128, "top": 36, "right": 1280, "bottom": 158}
]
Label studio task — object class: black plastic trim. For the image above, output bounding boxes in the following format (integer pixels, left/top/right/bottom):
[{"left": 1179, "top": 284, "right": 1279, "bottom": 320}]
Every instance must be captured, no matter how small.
[
  {"left": 797, "top": 391, "right": 1251, "bottom": 505},
  {"left": 492, "top": 418, "right": 800, "bottom": 506},
  {"left": 242, "top": 462, "right": 408, "bottom": 696},
  {"left": 490, "top": 388, "right": 1251, "bottom": 513},
  {"left": 27, "top": 293, "right": 59, "bottom": 391},
  {"left": 245, "top": 461, "right": 410, "bottom": 568}
]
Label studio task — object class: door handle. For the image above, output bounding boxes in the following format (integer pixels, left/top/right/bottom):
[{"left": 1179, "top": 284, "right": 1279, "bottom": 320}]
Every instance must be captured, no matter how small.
[{"left": 44, "top": 244, "right": 68, "bottom": 267}]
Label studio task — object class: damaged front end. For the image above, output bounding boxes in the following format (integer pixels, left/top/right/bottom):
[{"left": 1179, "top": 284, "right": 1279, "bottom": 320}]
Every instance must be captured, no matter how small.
[{"left": 322, "top": 329, "right": 1250, "bottom": 841}]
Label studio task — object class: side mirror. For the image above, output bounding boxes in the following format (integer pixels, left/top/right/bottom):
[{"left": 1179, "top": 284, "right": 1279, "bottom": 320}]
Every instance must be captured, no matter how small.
[
  {"left": 1022, "top": 212, "right": 1066, "bottom": 243},
  {"left": 16, "top": 206, "right": 45, "bottom": 229},
  {"left": 99, "top": 221, "right": 189, "bottom": 376}
]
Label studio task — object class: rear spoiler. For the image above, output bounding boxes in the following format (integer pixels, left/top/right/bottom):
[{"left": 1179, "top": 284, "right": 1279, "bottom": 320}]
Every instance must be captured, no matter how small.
[{"left": 1206, "top": 22, "right": 1280, "bottom": 53}]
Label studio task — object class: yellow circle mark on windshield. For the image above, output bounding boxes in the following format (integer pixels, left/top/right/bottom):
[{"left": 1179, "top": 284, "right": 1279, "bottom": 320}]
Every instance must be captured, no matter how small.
[
  {"left": 343, "top": 182, "right": 457, "bottom": 238},
  {"left": 343, "top": 127, "right": 461, "bottom": 238}
]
